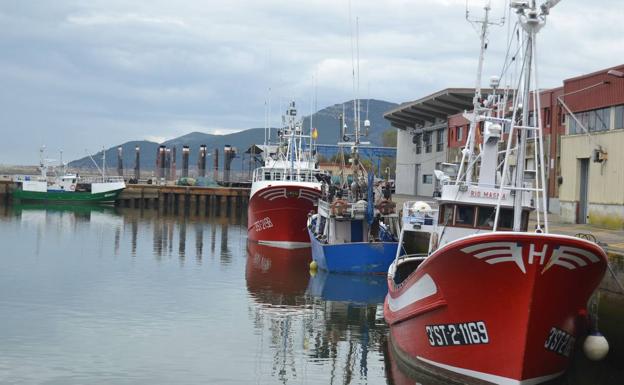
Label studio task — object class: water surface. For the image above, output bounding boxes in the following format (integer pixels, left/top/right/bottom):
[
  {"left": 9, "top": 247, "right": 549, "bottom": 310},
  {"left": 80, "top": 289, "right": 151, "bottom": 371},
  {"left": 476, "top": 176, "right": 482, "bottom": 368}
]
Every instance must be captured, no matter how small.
[{"left": 0, "top": 204, "right": 622, "bottom": 385}]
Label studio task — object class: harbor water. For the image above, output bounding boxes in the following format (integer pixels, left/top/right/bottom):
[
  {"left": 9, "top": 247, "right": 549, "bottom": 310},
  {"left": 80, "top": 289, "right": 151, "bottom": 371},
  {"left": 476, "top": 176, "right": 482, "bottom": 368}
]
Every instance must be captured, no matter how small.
[{"left": 0, "top": 204, "right": 622, "bottom": 385}]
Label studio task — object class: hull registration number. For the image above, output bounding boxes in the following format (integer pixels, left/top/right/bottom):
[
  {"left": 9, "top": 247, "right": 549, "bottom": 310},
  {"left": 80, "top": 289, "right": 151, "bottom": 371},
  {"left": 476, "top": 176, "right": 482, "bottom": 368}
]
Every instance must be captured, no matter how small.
[
  {"left": 544, "top": 327, "right": 575, "bottom": 357},
  {"left": 426, "top": 321, "right": 489, "bottom": 347}
]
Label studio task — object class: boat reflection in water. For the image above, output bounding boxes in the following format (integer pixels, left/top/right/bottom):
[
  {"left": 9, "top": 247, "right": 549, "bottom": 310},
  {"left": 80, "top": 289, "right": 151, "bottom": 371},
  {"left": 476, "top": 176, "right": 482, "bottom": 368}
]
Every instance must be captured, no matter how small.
[
  {"left": 15, "top": 203, "right": 124, "bottom": 255},
  {"left": 245, "top": 242, "right": 389, "bottom": 384},
  {"left": 385, "top": 335, "right": 462, "bottom": 385},
  {"left": 245, "top": 241, "right": 312, "bottom": 306},
  {"left": 307, "top": 269, "right": 387, "bottom": 304}
]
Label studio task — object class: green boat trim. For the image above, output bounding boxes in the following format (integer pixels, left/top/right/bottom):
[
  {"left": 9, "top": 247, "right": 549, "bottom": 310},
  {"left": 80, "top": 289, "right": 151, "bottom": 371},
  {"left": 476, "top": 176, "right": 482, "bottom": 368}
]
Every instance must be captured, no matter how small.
[{"left": 13, "top": 188, "right": 124, "bottom": 204}]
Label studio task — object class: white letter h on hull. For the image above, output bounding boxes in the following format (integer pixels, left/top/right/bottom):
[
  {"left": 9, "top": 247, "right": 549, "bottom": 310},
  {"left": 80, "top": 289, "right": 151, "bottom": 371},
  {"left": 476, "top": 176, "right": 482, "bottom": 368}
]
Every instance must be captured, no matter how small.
[{"left": 528, "top": 244, "right": 548, "bottom": 265}]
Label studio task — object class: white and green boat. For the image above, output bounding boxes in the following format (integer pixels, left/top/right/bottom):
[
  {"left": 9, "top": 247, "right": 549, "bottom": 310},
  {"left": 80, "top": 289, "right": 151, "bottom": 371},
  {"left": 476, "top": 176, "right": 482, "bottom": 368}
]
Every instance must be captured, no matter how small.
[{"left": 13, "top": 148, "right": 125, "bottom": 204}]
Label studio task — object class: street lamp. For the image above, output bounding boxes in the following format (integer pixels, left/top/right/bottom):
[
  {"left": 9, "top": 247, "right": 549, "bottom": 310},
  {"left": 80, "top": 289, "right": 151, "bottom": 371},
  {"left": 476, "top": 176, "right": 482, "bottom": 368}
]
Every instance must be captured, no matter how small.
[{"left": 607, "top": 69, "right": 624, "bottom": 78}]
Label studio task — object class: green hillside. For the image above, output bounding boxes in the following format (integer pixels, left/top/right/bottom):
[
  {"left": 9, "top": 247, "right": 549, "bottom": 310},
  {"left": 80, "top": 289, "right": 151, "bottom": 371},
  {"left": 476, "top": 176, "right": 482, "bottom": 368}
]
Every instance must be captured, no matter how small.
[{"left": 68, "top": 99, "right": 398, "bottom": 171}]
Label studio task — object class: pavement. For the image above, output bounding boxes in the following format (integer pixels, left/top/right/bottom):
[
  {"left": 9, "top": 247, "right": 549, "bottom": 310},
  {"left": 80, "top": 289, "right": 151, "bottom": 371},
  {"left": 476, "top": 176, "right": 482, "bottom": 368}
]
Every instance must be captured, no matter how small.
[{"left": 392, "top": 194, "right": 624, "bottom": 255}]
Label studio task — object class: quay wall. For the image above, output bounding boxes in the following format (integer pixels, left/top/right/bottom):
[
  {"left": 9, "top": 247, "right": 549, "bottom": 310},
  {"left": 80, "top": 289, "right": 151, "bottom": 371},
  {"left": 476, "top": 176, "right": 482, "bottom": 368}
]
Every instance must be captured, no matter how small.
[{"left": 0, "top": 181, "right": 250, "bottom": 215}]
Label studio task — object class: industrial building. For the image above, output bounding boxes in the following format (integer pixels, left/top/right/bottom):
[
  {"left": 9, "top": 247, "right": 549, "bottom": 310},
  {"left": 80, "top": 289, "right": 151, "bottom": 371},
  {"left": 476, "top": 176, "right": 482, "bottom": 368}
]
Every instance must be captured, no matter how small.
[
  {"left": 384, "top": 88, "right": 490, "bottom": 197},
  {"left": 385, "top": 64, "right": 624, "bottom": 229},
  {"left": 558, "top": 64, "right": 624, "bottom": 228}
]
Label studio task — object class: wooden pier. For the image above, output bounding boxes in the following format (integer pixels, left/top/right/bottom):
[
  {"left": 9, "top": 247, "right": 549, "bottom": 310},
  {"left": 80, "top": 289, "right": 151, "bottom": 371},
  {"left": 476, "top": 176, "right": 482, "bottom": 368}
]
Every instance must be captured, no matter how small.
[{"left": 0, "top": 180, "right": 250, "bottom": 215}]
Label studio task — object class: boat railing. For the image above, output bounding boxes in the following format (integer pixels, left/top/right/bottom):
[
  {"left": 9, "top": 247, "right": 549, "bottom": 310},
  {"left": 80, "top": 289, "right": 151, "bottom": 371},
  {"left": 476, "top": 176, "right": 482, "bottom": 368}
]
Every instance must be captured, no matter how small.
[
  {"left": 252, "top": 167, "right": 325, "bottom": 183},
  {"left": 319, "top": 198, "right": 369, "bottom": 219},
  {"left": 78, "top": 176, "right": 125, "bottom": 184}
]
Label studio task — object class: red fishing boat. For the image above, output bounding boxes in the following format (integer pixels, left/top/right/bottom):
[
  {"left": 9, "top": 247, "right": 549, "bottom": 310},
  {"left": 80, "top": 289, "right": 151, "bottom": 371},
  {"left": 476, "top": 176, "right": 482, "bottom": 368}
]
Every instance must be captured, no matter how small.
[
  {"left": 248, "top": 101, "right": 324, "bottom": 249},
  {"left": 384, "top": 2, "right": 608, "bottom": 384}
]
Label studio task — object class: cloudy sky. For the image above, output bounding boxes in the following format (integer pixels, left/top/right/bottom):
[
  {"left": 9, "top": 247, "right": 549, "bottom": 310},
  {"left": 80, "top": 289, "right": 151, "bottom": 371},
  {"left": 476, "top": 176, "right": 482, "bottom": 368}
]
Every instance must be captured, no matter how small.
[{"left": 0, "top": 0, "right": 622, "bottom": 164}]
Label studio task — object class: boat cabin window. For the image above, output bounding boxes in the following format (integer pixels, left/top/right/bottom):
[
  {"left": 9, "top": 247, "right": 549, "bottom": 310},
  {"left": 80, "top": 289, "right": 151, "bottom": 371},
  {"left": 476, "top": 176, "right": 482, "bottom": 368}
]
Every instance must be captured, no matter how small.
[
  {"left": 477, "top": 206, "right": 496, "bottom": 229},
  {"left": 438, "top": 204, "right": 454, "bottom": 225},
  {"left": 438, "top": 204, "right": 529, "bottom": 231},
  {"left": 274, "top": 172, "right": 281, "bottom": 180},
  {"left": 264, "top": 172, "right": 271, "bottom": 180},
  {"left": 454, "top": 205, "right": 475, "bottom": 227},
  {"left": 497, "top": 208, "right": 514, "bottom": 230}
]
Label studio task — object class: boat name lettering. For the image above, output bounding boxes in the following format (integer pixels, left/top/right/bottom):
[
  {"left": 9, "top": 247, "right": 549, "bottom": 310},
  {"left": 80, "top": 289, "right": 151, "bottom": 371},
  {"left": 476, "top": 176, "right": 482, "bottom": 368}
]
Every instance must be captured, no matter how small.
[
  {"left": 469, "top": 189, "right": 507, "bottom": 200},
  {"left": 253, "top": 217, "right": 274, "bottom": 232},
  {"left": 544, "top": 327, "right": 575, "bottom": 357},
  {"left": 425, "top": 321, "right": 489, "bottom": 347}
]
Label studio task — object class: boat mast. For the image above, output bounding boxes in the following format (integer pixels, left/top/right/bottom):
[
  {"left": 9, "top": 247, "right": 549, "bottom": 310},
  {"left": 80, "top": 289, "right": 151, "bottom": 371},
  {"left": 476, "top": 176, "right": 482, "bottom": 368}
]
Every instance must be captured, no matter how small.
[
  {"left": 457, "top": 1, "right": 503, "bottom": 185},
  {"left": 39, "top": 145, "right": 47, "bottom": 179},
  {"left": 496, "top": 0, "right": 558, "bottom": 232}
]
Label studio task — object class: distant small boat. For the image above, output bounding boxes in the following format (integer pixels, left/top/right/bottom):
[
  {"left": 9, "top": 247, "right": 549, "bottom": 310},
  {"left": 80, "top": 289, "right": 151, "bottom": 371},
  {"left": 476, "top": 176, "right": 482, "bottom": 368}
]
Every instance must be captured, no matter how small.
[
  {"left": 14, "top": 174, "right": 125, "bottom": 204},
  {"left": 13, "top": 147, "right": 125, "bottom": 204}
]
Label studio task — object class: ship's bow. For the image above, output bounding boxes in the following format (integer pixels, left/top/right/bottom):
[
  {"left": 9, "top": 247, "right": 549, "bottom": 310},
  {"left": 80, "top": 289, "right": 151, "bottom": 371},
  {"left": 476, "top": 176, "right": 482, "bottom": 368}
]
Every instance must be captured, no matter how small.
[{"left": 385, "top": 232, "right": 607, "bottom": 384}]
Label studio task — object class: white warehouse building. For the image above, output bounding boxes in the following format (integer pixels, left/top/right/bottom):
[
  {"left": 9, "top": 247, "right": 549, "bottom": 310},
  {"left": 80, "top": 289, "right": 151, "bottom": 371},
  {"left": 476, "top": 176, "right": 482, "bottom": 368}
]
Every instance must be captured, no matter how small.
[{"left": 384, "top": 88, "right": 490, "bottom": 197}]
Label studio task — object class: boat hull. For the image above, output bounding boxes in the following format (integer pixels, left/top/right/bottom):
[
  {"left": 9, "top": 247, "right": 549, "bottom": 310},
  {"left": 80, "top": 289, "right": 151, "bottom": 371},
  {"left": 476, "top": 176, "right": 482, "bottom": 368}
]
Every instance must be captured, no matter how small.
[
  {"left": 13, "top": 188, "right": 124, "bottom": 204},
  {"left": 247, "top": 184, "right": 320, "bottom": 248},
  {"left": 384, "top": 232, "right": 607, "bottom": 384},
  {"left": 309, "top": 226, "right": 397, "bottom": 274}
]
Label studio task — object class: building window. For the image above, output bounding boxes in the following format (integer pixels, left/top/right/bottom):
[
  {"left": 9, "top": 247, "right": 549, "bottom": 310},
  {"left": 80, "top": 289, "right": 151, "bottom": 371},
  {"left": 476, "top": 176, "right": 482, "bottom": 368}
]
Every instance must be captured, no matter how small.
[
  {"left": 527, "top": 112, "right": 536, "bottom": 138},
  {"left": 568, "top": 106, "right": 611, "bottom": 134},
  {"left": 436, "top": 129, "right": 444, "bottom": 152},
  {"left": 422, "top": 174, "right": 433, "bottom": 184},
  {"left": 457, "top": 126, "right": 463, "bottom": 141},
  {"left": 424, "top": 132, "right": 432, "bottom": 153},
  {"left": 544, "top": 107, "right": 551, "bottom": 128},
  {"left": 595, "top": 108, "right": 609, "bottom": 132},
  {"left": 569, "top": 116, "right": 578, "bottom": 134},
  {"left": 415, "top": 134, "right": 422, "bottom": 154},
  {"left": 615, "top": 105, "right": 624, "bottom": 129}
]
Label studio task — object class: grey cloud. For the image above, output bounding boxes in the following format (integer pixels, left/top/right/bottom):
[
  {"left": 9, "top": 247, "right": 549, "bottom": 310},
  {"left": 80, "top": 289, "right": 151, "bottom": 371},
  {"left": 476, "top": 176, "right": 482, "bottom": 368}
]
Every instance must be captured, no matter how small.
[{"left": 0, "top": 0, "right": 621, "bottom": 164}]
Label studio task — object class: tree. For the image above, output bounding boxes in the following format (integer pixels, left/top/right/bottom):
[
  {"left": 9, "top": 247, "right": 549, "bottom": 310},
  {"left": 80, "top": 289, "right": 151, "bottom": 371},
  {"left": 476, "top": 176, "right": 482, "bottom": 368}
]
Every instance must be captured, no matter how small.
[
  {"left": 380, "top": 129, "right": 397, "bottom": 178},
  {"left": 382, "top": 129, "right": 397, "bottom": 147}
]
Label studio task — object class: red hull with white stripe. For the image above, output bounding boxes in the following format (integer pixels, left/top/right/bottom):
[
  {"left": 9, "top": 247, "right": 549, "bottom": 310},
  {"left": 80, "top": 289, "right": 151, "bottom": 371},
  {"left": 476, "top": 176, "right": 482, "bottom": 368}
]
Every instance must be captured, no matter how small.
[
  {"left": 247, "top": 184, "right": 320, "bottom": 248},
  {"left": 384, "top": 232, "right": 607, "bottom": 384}
]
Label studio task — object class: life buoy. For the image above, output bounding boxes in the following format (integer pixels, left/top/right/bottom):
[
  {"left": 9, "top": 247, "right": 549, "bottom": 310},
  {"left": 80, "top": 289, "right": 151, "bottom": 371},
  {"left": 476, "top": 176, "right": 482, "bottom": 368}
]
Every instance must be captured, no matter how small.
[
  {"left": 376, "top": 199, "right": 396, "bottom": 215},
  {"left": 330, "top": 199, "right": 348, "bottom": 216},
  {"left": 70, "top": 184, "right": 76, "bottom": 191}
]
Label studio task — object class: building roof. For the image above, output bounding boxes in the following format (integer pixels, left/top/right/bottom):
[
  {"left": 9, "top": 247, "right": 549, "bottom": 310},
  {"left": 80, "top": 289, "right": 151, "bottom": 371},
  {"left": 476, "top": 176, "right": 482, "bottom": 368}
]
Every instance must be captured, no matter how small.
[{"left": 384, "top": 88, "right": 493, "bottom": 130}]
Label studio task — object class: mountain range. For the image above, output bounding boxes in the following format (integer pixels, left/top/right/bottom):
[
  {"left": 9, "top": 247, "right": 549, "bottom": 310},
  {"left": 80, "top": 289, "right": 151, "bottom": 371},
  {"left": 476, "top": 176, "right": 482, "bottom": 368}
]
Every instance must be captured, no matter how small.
[{"left": 68, "top": 99, "right": 398, "bottom": 171}]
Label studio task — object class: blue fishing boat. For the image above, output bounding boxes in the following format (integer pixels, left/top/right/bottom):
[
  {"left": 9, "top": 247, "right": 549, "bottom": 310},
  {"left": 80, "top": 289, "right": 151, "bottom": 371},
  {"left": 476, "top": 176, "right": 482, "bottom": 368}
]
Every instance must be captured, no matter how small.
[{"left": 307, "top": 122, "right": 400, "bottom": 274}]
